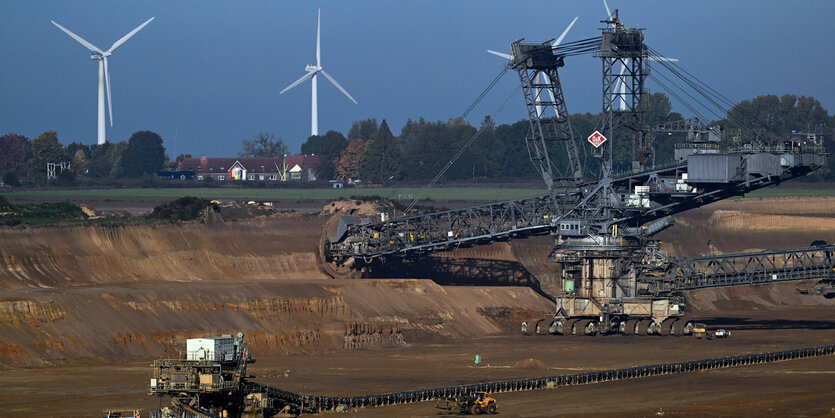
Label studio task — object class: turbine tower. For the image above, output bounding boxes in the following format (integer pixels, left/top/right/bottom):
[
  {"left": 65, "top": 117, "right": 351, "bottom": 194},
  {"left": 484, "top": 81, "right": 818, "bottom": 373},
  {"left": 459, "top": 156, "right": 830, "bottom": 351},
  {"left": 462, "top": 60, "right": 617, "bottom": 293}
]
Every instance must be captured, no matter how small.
[
  {"left": 52, "top": 17, "right": 154, "bottom": 145},
  {"left": 280, "top": 9, "right": 357, "bottom": 137}
]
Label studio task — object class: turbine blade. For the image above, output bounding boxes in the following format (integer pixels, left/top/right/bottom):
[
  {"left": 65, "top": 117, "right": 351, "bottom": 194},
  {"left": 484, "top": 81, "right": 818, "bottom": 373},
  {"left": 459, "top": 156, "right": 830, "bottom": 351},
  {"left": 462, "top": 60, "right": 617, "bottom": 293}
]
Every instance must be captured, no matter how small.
[
  {"left": 603, "top": 0, "right": 612, "bottom": 19},
  {"left": 320, "top": 70, "right": 357, "bottom": 104},
  {"left": 107, "top": 17, "right": 154, "bottom": 53},
  {"left": 280, "top": 71, "right": 316, "bottom": 94},
  {"left": 104, "top": 57, "right": 113, "bottom": 126},
  {"left": 542, "top": 74, "right": 559, "bottom": 117},
  {"left": 487, "top": 49, "right": 512, "bottom": 60},
  {"left": 649, "top": 57, "right": 679, "bottom": 62},
  {"left": 51, "top": 20, "right": 104, "bottom": 54},
  {"left": 552, "top": 17, "right": 578, "bottom": 47},
  {"left": 316, "top": 9, "right": 321, "bottom": 67},
  {"left": 611, "top": 63, "right": 626, "bottom": 109}
]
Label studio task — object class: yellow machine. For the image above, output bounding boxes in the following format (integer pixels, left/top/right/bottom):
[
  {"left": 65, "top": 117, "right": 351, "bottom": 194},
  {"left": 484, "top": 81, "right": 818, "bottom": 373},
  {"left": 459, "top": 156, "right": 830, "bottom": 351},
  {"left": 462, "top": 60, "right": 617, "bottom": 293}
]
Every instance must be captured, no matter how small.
[
  {"left": 435, "top": 391, "right": 498, "bottom": 415},
  {"left": 694, "top": 323, "right": 708, "bottom": 339},
  {"left": 472, "top": 392, "right": 498, "bottom": 414}
]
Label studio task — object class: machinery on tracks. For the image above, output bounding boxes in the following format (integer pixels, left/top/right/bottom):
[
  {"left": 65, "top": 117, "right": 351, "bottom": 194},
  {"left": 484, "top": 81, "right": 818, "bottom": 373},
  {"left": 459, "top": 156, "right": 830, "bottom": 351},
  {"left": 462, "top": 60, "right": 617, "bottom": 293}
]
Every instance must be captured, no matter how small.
[
  {"left": 148, "top": 341, "right": 835, "bottom": 416},
  {"left": 149, "top": 333, "right": 259, "bottom": 417},
  {"left": 321, "top": 9, "right": 832, "bottom": 336},
  {"left": 435, "top": 391, "right": 498, "bottom": 415}
]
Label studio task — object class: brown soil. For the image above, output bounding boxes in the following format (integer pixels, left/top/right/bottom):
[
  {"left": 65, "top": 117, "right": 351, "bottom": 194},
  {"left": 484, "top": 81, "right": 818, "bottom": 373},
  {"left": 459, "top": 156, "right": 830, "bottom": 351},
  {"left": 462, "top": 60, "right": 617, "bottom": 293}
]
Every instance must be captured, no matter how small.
[{"left": 0, "top": 195, "right": 833, "bottom": 416}]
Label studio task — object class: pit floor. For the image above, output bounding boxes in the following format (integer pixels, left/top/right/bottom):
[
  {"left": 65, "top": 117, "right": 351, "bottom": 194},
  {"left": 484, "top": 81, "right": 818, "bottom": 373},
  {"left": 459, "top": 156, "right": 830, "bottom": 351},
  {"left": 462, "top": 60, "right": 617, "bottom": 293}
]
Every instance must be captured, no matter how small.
[{"left": 2, "top": 319, "right": 834, "bottom": 417}]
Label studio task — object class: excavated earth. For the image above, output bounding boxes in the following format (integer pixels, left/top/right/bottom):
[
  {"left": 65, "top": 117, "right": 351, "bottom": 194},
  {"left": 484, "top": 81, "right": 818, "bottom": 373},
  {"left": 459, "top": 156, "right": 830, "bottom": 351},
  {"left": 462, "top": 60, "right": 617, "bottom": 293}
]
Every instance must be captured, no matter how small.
[{"left": 0, "top": 195, "right": 834, "bottom": 416}]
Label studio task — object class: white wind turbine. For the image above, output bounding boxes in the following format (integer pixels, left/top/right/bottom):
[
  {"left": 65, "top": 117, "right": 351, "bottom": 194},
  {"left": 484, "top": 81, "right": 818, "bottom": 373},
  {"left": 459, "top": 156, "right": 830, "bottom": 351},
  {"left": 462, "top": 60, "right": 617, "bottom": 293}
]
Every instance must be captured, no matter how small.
[
  {"left": 51, "top": 17, "right": 155, "bottom": 145},
  {"left": 280, "top": 9, "right": 357, "bottom": 137},
  {"left": 602, "top": 0, "right": 677, "bottom": 111},
  {"left": 488, "top": 16, "right": 578, "bottom": 118}
]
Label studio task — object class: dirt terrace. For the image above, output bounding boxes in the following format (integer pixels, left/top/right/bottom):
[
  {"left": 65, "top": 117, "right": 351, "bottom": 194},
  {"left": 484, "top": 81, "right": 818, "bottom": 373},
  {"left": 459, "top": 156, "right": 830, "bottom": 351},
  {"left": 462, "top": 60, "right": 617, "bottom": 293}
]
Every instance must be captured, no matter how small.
[{"left": 0, "top": 196, "right": 833, "bottom": 416}]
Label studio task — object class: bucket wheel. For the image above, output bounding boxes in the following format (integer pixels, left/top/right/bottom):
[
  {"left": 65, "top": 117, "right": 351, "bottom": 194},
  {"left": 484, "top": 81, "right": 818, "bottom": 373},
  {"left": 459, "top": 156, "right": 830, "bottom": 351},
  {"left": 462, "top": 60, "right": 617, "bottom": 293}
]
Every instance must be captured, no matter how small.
[{"left": 318, "top": 215, "right": 364, "bottom": 279}]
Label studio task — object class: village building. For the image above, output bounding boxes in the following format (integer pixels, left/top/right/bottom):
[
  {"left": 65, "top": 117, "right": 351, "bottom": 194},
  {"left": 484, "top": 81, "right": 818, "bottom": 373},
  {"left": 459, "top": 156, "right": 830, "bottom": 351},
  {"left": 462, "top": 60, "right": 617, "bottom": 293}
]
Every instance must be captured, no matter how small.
[{"left": 177, "top": 155, "right": 319, "bottom": 181}]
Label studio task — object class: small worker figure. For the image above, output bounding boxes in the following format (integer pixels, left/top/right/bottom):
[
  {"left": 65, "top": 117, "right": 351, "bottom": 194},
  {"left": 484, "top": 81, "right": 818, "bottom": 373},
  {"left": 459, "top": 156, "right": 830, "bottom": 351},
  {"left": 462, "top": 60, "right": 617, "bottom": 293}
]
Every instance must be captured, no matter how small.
[{"left": 521, "top": 321, "right": 528, "bottom": 335}]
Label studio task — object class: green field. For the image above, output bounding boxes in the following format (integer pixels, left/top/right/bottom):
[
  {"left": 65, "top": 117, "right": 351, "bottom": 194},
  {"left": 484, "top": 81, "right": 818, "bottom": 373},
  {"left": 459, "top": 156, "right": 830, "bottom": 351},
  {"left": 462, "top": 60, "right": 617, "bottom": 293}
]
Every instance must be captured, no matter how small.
[{"left": 1, "top": 187, "right": 550, "bottom": 202}]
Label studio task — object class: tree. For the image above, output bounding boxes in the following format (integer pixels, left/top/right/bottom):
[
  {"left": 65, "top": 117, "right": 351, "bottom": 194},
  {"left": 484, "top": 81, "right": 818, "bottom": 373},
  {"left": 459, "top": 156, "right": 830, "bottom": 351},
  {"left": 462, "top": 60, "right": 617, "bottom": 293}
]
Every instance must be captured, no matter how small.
[
  {"left": 86, "top": 142, "right": 123, "bottom": 178},
  {"left": 30, "top": 131, "right": 67, "bottom": 185},
  {"left": 348, "top": 119, "right": 378, "bottom": 141},
  {"left": 725, "top": 94, "right": 830, "bottom": 137},
  {"left": 65, "top": 142, "right": 91, "bottom": 163},
  {"left": 314, "top": 130, "right": 348, "bottom": 180},
  {"left": 336, "top": 138, "right": 367, "bottom": 180},
  {"left": 641, "top": 92, "right": 683, "bottom": 164},
  {"left": 71, "top": 149, "right": 88, "bottom": 177},
  {"left": 361, "top": 120, "right": 403, "bottom": 183},
  {"left": 467, "top": 116, "right": 505, "bottom": 180},
  {"left": 122, "top": 130, "right": 166, "bottom": 177},
  {"left": 239, "top": 132, "right": 288, "bottom": 158},
  {"left": 300, "top": 135, "right": 323, "bottom": 155},
  {"left": 0, "top": 133, "right": 32, "bottom": 175}
]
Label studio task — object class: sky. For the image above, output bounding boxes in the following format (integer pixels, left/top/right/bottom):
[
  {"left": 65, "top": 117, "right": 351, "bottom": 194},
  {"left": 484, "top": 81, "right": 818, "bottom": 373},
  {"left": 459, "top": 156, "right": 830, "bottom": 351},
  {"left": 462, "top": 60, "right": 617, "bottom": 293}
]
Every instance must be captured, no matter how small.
[{"left": 1, "top": 1, "right": 833, "bottom": 157}]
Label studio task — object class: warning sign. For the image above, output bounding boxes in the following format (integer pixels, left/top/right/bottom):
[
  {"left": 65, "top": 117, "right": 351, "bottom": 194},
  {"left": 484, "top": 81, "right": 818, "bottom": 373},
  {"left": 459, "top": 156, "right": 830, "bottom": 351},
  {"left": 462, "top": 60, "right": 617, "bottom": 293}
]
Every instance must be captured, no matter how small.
[{"left": 587, "top": 131, "right": 607, "bottom": 148}]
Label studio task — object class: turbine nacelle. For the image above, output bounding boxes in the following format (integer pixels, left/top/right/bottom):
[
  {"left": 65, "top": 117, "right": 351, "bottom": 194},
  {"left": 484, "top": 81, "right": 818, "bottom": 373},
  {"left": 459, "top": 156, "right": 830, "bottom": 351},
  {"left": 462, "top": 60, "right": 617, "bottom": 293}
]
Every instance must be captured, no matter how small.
[
  {"left": 279, "top": 9, "right": 357, "bottom": 137},
  {"left": 52, "top": 17, "right": 154, "bottom": 144}
]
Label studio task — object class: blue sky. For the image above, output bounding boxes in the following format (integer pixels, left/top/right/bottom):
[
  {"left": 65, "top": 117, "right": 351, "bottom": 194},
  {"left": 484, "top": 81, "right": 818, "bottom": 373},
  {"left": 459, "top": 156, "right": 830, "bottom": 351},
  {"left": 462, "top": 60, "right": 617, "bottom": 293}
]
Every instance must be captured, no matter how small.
[{"left": 1, "top": 1, "right": 833, "bottom": 157}]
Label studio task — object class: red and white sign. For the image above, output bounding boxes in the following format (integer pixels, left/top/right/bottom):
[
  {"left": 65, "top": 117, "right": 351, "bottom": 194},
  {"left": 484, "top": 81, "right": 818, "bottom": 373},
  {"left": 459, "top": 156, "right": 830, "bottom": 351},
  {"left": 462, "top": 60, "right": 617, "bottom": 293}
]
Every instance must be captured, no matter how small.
[{"left": 587, "top": 131, "right": 607, "bottom": 148}]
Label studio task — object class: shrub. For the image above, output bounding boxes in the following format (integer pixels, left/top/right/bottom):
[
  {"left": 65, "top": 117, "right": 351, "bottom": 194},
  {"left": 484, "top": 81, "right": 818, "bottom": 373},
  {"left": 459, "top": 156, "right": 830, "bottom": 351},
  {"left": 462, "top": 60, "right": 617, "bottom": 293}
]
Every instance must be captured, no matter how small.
[
  {"left": 2, "top": 172, "right": 20, "bottom": 187},
  {"left": 146, "top": 196, "right": 212, "bottom": 221}
]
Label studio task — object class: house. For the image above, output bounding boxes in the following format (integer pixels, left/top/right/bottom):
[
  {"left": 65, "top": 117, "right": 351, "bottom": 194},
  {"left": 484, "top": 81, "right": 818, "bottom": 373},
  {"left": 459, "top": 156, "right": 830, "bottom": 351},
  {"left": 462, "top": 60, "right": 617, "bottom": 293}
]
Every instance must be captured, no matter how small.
[{"left": 177, "top": 155, "right": 320, "bottom": 182}]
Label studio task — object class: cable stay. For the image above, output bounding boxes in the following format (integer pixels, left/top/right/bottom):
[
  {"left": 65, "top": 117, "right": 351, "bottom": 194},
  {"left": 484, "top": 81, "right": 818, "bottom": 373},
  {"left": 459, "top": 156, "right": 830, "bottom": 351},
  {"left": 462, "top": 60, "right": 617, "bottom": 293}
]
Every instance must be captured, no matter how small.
[{"left": 401, "top": 66, "right": 514, "bottom": 214}]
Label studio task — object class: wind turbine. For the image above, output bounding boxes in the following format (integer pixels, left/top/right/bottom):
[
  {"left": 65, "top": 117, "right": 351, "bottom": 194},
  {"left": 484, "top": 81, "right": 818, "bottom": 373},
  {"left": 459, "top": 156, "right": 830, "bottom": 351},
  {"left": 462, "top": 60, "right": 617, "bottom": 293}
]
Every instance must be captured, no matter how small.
[
  {"left": 51, "top": 17, "right": 155, "bottom": 145},
  {"left": 280, "top": 9, "right": 357, "bottom": 137},
  {"left": 488, "top": 17, "right": 578, "bottom": 118}
]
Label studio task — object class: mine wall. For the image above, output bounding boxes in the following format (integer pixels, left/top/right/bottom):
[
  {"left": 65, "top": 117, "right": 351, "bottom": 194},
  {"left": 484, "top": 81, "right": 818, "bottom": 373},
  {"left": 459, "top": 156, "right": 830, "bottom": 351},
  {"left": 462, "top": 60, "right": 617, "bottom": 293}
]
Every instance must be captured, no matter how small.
[{"left": 0, "top": 198, "right": 834, "bottom": 368}]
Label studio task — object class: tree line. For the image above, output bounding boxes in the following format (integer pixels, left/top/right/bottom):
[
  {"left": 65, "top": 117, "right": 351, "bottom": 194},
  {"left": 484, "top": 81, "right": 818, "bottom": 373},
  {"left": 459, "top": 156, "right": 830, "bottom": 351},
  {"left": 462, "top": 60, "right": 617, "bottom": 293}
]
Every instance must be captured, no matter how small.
[
  {"left": 302, "top": 93, "right": 835, "bottom": 183},
  {"left": 0, "top": 130, "right": 166, "bottom": 186},
  {"left": 2, "top": 92, "right": 833, "bottom": 187}
]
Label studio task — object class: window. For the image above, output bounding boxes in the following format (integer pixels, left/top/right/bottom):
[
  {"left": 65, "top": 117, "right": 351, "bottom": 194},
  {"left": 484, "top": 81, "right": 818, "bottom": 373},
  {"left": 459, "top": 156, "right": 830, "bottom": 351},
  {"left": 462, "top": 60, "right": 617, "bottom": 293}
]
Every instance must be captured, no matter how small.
[
  {"left": 197, "top": 166, "right": 202, "bottom": 170},
  {"left": 217, "top": 175, "right": 225, "bottom": 181},
  {"left": 260, "top": 165, "right": 265, "bottom": 171},
  {"left": 268, "top": 175, "right": 277, "bottom": 180},
  {"left": 209, "top": 167, "right": 213, "bottom": 171},
  {"left": 197, "top": 175, "right": 204, "bottom": 180},
  {"left": 219, "top": 166, "right": 225, "bottom": 171},
  {"left": 247, "top": 175, "right": 255, "bottom": 180},
  {"left": 291, "top": 172, "right": 301, "bottom": 180},
  {"left": 259, "top": 175, "right": 265, "bottom": 180}
]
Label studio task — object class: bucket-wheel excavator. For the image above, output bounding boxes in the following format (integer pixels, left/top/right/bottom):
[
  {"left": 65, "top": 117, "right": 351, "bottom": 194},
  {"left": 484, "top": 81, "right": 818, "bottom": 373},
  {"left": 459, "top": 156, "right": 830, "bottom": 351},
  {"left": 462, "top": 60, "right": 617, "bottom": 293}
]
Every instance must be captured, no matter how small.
[{"left": 320, "top": 10, "right": 833, "bottom": 336}]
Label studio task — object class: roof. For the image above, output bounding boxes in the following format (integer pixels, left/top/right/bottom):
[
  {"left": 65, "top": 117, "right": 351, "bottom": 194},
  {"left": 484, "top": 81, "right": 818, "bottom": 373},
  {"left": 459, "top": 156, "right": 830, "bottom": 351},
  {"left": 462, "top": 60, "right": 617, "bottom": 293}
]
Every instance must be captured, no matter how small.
[{"left": 178, "top": 155, "right": 319, "bottom": 173}]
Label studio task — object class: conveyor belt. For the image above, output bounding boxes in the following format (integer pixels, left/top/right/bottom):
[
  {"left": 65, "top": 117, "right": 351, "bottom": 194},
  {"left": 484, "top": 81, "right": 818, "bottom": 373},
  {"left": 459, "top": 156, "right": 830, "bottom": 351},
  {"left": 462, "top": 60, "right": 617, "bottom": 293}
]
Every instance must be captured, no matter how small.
[
  {"left": 248, "top": 344, "right": 835, "bottom": 414},
  {"left": 651, "top": 245, "right": 835, "bottom": 294}
]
